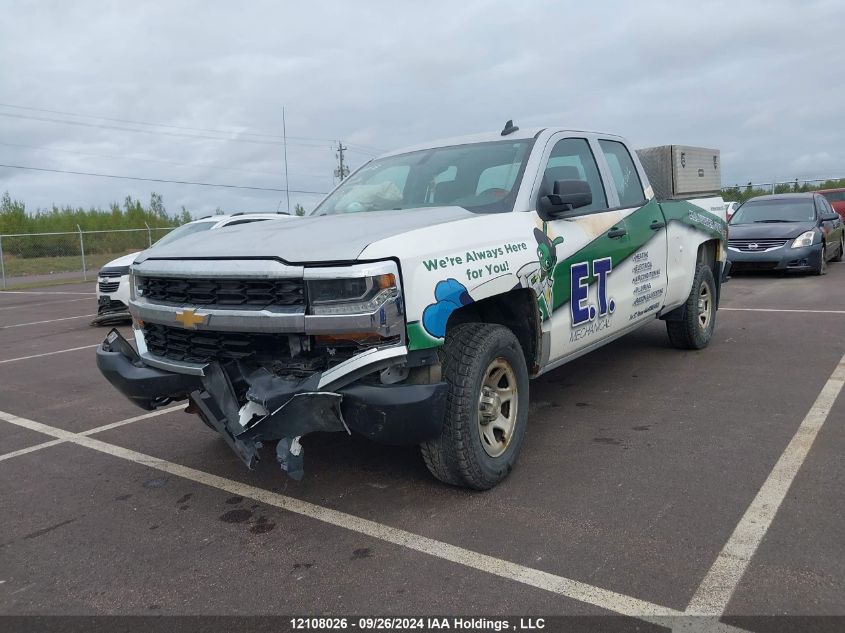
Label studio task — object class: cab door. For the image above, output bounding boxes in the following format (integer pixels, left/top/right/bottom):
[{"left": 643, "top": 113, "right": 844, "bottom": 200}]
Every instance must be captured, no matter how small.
[
  {"left": 525, "top": 135, "right": 632, "bottom": 364},
  {"left": 595, "top": 138, "right": 669, "bottom": 328},
  {"left": 525, "top": 135, "right": 670, "bottom": 367}
]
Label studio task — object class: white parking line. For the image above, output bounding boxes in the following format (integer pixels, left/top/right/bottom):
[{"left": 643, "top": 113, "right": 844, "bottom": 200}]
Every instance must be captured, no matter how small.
[
  {"left": 0, "top": 439, "right": 65, "bottom": 462},
  {"left": 77, "top": 404, "right": 184, "bottom": 436},
  {"left": 0, "top": 408, "right": 683, "bottom": 622},
  {"left": 0, "top": 314, "right": 96, "bottom": 329},
  {"left": 721, "top": 307, "right": 845, "bottom": 314},
  {"left": 0, "top": 344, "right": 99, "bottom": 364},
  {"left": 0, "top": 405, "right": 183, "bottom": 460},
  {"left": 686, "top": 350, "right": 845, "bottom": 615},
  {"left": 0, "top": 290, "right": 95, "bottom": 295},
  {"left": 0, "top": 298, "right": 91, "bottom": 311}
]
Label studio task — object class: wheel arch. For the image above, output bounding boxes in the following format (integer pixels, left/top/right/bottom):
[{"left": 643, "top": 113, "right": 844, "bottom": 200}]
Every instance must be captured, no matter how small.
[
  {"left": 661, "top": 238, "right": 721, "bottom": 322},
  {"left": 445, "top": 288, "right": 543, "bottom": 375}
]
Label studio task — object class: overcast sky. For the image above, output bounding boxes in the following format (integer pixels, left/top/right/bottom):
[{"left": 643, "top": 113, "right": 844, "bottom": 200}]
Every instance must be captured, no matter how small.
[{"left": 1, "top": 0, "right": 843, "bottom": 217}]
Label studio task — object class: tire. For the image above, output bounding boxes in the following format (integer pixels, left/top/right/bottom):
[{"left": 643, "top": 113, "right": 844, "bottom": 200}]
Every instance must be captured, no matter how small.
[
  {"left": 666, "top": 262, "right": 717, "bottom": 350},
  {"left": 420, "top": 323, "right": 529, "bottom": 490},
  {"left": 833, "top": 236, "right": 843, "bottom": 263},
  {"left": 813, "top": 243, "right": 827, "bottom": 275}
]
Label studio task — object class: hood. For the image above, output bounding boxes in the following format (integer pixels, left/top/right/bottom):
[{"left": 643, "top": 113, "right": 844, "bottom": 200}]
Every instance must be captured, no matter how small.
[
  {"left": 728, "top": 221, "right": 816, "bottom": 240},
  {"left": 102, "top": 251, "right": 143, "bottom": 269},
  {"left": 136, "top": 206, "right": 475, "bottom": 264}
]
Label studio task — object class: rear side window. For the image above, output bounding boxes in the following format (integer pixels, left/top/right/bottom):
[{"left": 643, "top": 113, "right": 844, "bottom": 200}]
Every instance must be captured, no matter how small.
[
  {"left": 540, "top": 138, "right": 608, "bottom": 213},
  {"left": 599, "top": 140, "right": 646, "bottom": 208},
  {"left": 818, "top": 197, "right": 836, "bottom": 217}
]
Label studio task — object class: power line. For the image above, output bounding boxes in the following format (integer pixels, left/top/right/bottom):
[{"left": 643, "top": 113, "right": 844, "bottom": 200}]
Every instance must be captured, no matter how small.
[
  {"left": 0, "top": 163, "right": 329, "bottom": 195},
  {"left": 0, "top": 102, "right": 385, "bottom": 154},
  {"left": 0, "top": 140, "right": 321, "bottom": 180},
  {"left": 0, "top": 111, "right": 340, "bottom": 149}
]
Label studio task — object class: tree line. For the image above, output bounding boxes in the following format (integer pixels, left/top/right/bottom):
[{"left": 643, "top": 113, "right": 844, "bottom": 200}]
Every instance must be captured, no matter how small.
[
  {"left": 0, "top": 191, "right": 189, "bottom": 235},
  {"left": 722, "top": 178, "right": 845, "bottom": 203},
  {"left": 0, "top": 192, "right": 308, "bottom": 260},
  {"left": 0, "top": 192, "right": 190, "bottom": 259}
]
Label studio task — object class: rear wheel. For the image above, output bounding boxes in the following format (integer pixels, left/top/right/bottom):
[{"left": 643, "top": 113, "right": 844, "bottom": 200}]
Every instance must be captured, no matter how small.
[
  {"left": 420, "top": 323, "right": 529, "bottom": 490},
  {"left": 666, "top": 262, "right": 716, "bottom": 350},
  {"left": 833, "top": 236, "right": 844, "bottom": 263}
]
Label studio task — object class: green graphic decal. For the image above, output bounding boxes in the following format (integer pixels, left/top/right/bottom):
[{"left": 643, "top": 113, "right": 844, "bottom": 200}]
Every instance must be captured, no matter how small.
[
  {"left": 660, "top": 200, "right": 727, "bottom": 240},
  {"left": 405, "top": 198, "right": 726, "bottom": 351},
  {"left": 550, "top": 199, "right": 662, "bottom": 311},
  {"left": 407, "top": 320, "right": 441, "bottom": 350}
]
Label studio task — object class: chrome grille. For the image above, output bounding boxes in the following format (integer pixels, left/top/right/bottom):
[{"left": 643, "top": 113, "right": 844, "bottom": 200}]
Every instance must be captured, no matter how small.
[
  {"left": 98, "top": 281, "right": 120, "bottom": 293},
  {"left": 137, "top": 276, "right": 304, "bottom": 309},
  {"left": 728, "top": 239, "right": 789, "bottom": 252}
]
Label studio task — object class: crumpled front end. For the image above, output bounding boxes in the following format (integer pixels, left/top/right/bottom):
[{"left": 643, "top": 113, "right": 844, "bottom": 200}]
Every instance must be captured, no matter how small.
[{"left": 96, "top": 258, "right": 447, "bottom": 480}]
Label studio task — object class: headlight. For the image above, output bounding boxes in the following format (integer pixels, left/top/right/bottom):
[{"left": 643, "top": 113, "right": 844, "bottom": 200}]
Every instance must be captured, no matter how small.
[
  {"left": 307, "top": 273, "right": 399, "bottom": 315},
  {"left": 304, "top": 261, "right": 405, "bottom": 343},
  {"left": 791, "top": 231, "right": 815, "bottom": 248}
]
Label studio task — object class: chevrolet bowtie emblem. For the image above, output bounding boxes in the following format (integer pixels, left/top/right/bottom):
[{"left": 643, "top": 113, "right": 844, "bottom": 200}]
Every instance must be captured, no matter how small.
[{"left": 175, "top": 308, "right": 207, "bottom": 329}]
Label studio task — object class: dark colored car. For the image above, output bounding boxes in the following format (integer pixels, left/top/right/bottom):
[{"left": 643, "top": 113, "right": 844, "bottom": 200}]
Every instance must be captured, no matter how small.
[
  {"left": 727, "top": 193, "right": 844, "bottom": 275},
  {"left": 818, "top": 188, "right": 845, "bottom": 222}
]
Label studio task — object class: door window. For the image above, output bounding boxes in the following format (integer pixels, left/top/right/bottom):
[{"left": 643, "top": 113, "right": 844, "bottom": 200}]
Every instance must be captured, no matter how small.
[
  {"left": 599, "top": 140, "right": 646, "bottom": 208},
  {"left": 540, "top": 138, "right": 607, "bottom": 213}
]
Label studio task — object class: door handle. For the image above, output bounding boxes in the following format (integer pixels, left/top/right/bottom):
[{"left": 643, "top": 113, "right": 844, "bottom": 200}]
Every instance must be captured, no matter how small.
[
  {"left": 650, "top": 220, "right": 666, "bottom": 230},
  {"left": 607, "top": 227, "right": 627, "bottom": 239}
]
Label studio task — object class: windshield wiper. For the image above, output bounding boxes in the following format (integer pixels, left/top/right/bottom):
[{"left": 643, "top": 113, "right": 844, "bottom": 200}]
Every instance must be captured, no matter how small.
[{"left": 754, "top": 219, "right": 794, "bottom": 223}]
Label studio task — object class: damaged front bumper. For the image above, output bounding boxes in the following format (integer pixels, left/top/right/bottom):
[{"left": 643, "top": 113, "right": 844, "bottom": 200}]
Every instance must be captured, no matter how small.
[{"left": 96, "top": 329, "right": 447, "bottom": 480}]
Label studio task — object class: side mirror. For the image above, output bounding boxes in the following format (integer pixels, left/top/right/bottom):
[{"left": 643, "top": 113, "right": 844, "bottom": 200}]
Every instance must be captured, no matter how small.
[{"left": 538, "top": 180, "right": 592, "bottom": 218}]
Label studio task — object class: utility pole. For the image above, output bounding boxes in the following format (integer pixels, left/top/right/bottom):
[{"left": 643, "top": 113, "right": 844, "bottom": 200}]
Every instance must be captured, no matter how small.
[
  {"left": 282, "top": 107, "right": 291, "bottom": 213},
  {"left": 334, "top": 142, "right": 349, "bottom": 180}
]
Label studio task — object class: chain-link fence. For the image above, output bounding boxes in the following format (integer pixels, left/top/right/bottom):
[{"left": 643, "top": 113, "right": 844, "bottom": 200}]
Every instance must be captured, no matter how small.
[{"left": 0, "top": 226, "right": 175, "bottom": 288}]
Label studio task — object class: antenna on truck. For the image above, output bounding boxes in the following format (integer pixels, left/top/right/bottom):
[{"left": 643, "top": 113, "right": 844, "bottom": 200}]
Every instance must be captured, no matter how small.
[{"left": 501, "top": 120, "right": 519, "bottom": 136}]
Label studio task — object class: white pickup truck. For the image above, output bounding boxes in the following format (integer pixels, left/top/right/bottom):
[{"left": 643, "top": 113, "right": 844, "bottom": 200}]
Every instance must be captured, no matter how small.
[{"left": 97, "top": 122, "right": 728, "bottom": 489}]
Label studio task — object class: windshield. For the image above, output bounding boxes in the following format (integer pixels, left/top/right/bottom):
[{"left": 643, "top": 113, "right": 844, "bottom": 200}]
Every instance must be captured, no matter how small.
[
  {"left": 313, "top": 140, "right": 534, "bottom": 215},
  {"left": 152, "top": 221, "right": 214, "bottom": 248},
  {"left": 730, "top": 199, "right": 816, "bottom": 224},
  {"left": 822, "top": 191, "right": 845, "bottom": 203}
]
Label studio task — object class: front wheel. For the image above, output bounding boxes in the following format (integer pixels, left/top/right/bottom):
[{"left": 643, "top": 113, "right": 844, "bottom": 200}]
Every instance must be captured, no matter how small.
[
  {"left": 420, "top": 323, "right": 529, "bottom": 490},
  {"left": 666, "top": 262, "right": 717, "bottom": 350},
  {"left": 813, "top": 244, "right": 828, "bottom": 275}
]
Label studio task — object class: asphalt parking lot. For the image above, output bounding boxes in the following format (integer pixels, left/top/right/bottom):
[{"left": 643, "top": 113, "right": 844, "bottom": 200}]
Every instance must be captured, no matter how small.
[{"left": 1, "top": 266, "right": 843, "bottom": 632}]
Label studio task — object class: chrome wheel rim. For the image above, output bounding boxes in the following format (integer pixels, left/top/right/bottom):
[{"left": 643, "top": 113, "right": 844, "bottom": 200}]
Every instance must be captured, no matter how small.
[
  {"left": 477, "top": 357, "right": 517, "bottom": 458},
  {"left": 698, "top": 281, "right": 712, "bottom": 331}
]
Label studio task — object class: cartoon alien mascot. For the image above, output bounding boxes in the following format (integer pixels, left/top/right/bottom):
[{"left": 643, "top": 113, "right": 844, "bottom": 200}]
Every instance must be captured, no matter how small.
[{"left": 517, "top": 226, "right": 564, "bottom": 321}]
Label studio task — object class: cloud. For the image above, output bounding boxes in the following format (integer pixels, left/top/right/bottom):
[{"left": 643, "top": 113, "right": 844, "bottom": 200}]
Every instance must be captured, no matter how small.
[{"left": 0, "top": 0, "right": 843, "bottom": 216}]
